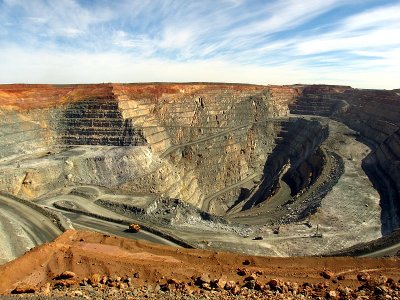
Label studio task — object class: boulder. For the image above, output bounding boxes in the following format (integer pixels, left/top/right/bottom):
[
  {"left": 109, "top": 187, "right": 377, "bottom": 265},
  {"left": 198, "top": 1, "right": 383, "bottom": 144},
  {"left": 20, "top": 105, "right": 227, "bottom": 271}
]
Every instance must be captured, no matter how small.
[
  {"left": 195, "top": 273, "right": 211, "bottom": 285},
  {"left": 215, "top": 275, "right": 227, "bottom": 289},
  {"left": 237, "top": 268, "right": 248, "bottom": 276},
  {"left": 231, "top": 285, "right": 241, "bottom": 295},
  {"left": 11, "top": 283, "right": 37, "bottom": 294},
  {"left": 224, "top": 281, "right": 236, "bottom": 290},
  {"left": 357, "top": 272, "right": 371, "bottom": 282},
  {"left": 56, "top": 271, "right": 76, "bottom": 280},
  {"left": 245, "top": 273, "right": 257, "bottom": 281},
  {"left": 320, "top": 270, "right": 334, "bottom": 279}
]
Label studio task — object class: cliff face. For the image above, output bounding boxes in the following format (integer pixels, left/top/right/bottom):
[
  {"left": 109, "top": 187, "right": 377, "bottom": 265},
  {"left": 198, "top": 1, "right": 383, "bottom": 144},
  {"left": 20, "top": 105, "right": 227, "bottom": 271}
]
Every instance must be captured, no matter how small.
[
  {"left": 114, "top": 84, "right": 268, "bottom": 210},
  {"left": 287, "top": 86, "right": 400, "bottom": 234},
  {"left": 340, "top": 90, "right": 400, "bottom": 234},
  {"left": 363, "top": 128, "right": 400, "bottom": 234},
  {"left": 0, "top": 83, "right": 398, "bottom": 235},
  {"left": 110, "top": 84, "right": 326, "bottom": 213}
]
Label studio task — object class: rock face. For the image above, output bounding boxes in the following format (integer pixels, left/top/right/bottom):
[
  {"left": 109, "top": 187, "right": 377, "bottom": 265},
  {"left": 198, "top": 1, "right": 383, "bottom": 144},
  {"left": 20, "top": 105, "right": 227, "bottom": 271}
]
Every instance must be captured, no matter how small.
[
  {"left": 0, "top": 83, "right": 399, "bottom": 237},
  {"left": 60, "top": 97, "right": 147, "bottom": 146},
  {"left": 287, "top": 86, "right": 400, "bottom": 234},
  {"left": 364, "top": 128, "right": 400, "bottom": 234}
]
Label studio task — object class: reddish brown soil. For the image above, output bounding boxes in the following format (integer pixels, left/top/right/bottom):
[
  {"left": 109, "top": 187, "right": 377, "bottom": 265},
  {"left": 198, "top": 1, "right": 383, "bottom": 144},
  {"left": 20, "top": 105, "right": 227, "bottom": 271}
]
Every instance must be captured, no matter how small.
[
  {"left": 0, "top": 83, "right": 268, "bottom": 110},
  {"left": 0, "top": 84, "right": 114, "bottom": 110},
  {"left": 0, "top": 83, "right": 353, "bottom": 111},
  {"left": 112, "top": 82, "right": 267, "bottom": 102},
  {"left": 0, "top": 230, "right": 398, "bottom": 295}
]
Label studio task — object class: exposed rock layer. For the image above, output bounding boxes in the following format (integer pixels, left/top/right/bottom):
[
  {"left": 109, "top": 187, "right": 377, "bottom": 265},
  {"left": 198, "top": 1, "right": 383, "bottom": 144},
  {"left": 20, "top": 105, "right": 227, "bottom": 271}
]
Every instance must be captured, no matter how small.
[
  {"left": 288, "top": 86, "right": 400, "bottom": 233},
  {"left": 0, "top": 83, "right": 399, "bottom": 235}
]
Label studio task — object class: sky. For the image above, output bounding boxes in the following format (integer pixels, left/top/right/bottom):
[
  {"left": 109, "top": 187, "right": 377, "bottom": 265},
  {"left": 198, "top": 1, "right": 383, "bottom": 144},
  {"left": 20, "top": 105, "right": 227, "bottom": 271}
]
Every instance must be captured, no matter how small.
[{"left": 0, "top": 0, "right": 399, "bottom": 89}]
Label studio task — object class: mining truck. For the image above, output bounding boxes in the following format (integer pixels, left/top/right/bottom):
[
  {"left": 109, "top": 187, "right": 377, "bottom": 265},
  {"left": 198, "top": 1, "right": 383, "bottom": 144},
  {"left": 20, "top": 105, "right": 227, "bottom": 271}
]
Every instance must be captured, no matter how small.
[{"left": 129, "top": 223, "right": 141, "bottom": 233}]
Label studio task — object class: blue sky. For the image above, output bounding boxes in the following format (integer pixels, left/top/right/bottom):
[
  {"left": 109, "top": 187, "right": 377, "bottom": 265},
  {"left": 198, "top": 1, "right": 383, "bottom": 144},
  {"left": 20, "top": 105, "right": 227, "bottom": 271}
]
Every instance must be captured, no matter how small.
[{"left": 0, "top": 0, "right": 399, "bottom": 88}]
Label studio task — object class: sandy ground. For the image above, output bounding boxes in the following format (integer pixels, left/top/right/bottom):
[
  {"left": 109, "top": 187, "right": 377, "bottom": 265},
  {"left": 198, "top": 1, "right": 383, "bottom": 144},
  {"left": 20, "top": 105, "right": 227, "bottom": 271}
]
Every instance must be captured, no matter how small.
[{"left": 0, "top": 230, "right": 398, "bottom": 297}]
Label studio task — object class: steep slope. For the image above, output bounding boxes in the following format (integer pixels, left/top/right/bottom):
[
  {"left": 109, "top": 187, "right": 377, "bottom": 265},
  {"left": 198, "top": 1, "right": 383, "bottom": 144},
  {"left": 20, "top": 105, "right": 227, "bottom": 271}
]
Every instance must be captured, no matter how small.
[
  {"left": 288, "top": 86, "right": 400, "bottom": 234},
  {"left": 0, "top": 83, "right": 398, "bottom": 260}
]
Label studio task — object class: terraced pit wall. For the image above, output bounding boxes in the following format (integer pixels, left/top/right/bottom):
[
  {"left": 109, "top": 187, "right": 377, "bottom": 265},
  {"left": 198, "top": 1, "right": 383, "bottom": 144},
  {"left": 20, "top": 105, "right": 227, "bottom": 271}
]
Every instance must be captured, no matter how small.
[
  {"left": 0, "top": 84, "right": 322, "bottom": 213},
  {"left": 0, "top": 83, "right": 398, "bottom": 233},
  {"left": 288, "top": 86, "right": 400, "bottom": 234},
  {"left": 0, "top": 84, "right": 149, "bottom": 199},
  {"left": 60, "top": 97, "right": 146, "bottom": 146},
  {"left": 112, "top": 84, "right": 326, "bottom": 215},
  {"left": 242, "top": 119, "right": 328, "bottom": 211}
]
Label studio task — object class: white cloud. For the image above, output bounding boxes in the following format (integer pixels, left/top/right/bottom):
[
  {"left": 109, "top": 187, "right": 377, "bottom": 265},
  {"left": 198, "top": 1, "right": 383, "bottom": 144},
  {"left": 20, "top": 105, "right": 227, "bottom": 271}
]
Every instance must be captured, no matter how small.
[
  {"left": 159, "top": 27, "right": 194, "bottom": 50},
  {"left": 296, "top": 27, "right": 400, "bottom": 55},
  {"left": 0, "top": 46, "right": 398, "bottom": 89},
  {"left": 293, "top": 3, "right": 400, "bottom": 55},
  {"left": 228, "top": 0, "right": 345, "bottom": 37},
  {"left": 1, "top": 1, "right": 399, "bottom": 89},
  {"left": 112, "top": 30, "right": 155, "bottom": 55},
  {"left": 3, "top": 0, "right": 114, "bottom": 38},
  {"left": 344, "top": 3, "right": 400, "bottom": 31}
]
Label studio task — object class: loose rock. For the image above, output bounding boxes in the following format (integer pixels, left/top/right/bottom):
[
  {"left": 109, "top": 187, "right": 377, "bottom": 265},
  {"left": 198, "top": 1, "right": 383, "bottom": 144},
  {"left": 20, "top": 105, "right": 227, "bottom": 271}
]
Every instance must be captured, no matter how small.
[
  {"left": 56, "top": 271, "right": 76, "bottom": 280},
  {"left": 321, "top": 270, "right": 334, "bottom": 279},
  {"left": 357, "top": 272, "right": 371, "bottom": 282},
  {"left": 11, "top": 284, "right": 37, "bottom": 294}
]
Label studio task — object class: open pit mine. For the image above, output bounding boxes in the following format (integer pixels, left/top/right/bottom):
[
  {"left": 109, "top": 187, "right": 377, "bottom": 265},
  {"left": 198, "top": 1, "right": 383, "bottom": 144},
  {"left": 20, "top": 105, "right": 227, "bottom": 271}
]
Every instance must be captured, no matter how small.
[{"left": 0, "top": 83, "right": 399, "bottom": 264}]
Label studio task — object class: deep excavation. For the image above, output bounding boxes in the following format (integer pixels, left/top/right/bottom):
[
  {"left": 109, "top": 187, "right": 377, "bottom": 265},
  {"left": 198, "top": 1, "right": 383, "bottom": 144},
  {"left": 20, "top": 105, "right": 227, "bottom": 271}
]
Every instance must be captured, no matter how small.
[{"left": 0, "top": 83, "right": 399, "bottom": 262}]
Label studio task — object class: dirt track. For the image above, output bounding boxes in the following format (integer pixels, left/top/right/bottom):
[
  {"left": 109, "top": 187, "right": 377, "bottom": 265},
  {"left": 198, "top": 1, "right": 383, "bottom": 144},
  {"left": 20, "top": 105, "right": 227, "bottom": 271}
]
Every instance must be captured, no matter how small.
[{"left": 0, "top": 194, "right": 61, "bottom": 264}]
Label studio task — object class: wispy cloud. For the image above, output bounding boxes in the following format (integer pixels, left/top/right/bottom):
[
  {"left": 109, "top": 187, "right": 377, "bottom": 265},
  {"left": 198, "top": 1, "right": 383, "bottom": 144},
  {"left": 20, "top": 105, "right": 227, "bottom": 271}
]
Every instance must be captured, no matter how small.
[
  {"left": 2, "top": 0, "right": 114, "bottom": 38},
  {"left": 296, "top": 3, "right": 400, "bottom": 56},
  {"left": 226, "top": 0, "right": 345, "bottom": 37},
  {"left": 112, "top": 30, "right": 155, "bottom": 55},
  {"left": 0, "top": 0, "right": 399, "bottom": 88}
]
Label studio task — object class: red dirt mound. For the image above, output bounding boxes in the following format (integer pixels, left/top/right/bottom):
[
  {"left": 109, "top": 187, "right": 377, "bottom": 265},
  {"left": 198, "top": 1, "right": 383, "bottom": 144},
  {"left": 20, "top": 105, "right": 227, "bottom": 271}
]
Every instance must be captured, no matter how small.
[{"left": 0, "top": 230, "right": 399, "bottom": 298}]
